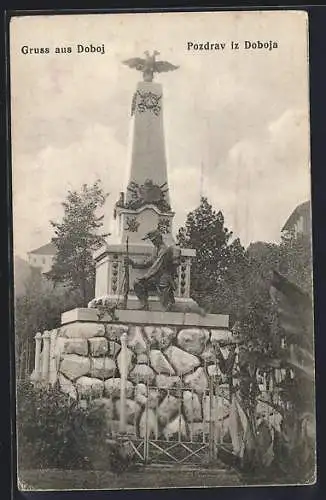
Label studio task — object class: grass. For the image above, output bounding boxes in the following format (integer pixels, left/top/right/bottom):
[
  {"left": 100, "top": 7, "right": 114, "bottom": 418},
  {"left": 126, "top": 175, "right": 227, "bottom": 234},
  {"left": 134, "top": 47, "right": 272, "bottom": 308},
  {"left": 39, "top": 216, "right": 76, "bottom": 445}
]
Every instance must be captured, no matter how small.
[{"left": 18, "top": 464, "right": 244, "bottom": 490}]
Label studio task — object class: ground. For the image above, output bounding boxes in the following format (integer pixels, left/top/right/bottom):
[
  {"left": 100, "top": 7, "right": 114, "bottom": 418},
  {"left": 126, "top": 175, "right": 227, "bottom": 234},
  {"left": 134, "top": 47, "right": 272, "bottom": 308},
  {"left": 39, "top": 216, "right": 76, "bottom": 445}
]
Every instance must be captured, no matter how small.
[{"left": 18, "top": 465, "right": 244, "bottom": 490}]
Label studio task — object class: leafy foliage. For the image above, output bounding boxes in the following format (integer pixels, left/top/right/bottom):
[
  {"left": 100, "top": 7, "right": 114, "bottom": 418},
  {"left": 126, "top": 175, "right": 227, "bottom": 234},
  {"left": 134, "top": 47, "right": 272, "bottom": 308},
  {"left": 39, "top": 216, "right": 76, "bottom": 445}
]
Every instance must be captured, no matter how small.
[
  {"left": 177, "top": 197, "right": 247, "bottom": 314},
  {"left": 16, "top": 381, "right": 136, "bottom": 472},
  {"left": 46, "top": 181, "right": 109, "bottom": 305},
  {"left": 15, "top": 270, "right": 83, "bottom": 378}
]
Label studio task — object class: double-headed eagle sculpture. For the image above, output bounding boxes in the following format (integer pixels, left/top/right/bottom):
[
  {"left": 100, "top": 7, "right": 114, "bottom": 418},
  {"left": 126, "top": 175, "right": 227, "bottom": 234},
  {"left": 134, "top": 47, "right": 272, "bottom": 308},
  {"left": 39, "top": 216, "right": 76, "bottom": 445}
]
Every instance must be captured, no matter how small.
[{"left": 122, "top": 50, "right": 179, "bottom": 82}]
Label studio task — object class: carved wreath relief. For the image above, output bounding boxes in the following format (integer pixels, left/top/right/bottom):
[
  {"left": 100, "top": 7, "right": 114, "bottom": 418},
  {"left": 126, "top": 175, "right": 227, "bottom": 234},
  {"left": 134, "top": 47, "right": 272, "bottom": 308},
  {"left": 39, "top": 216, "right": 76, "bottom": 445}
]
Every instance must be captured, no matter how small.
[
  {"left": 124, "top": 216, "right": 140, "bottom": 232},
  {"left": 131, "top": 90, "right": 162, "bottom": 117}
]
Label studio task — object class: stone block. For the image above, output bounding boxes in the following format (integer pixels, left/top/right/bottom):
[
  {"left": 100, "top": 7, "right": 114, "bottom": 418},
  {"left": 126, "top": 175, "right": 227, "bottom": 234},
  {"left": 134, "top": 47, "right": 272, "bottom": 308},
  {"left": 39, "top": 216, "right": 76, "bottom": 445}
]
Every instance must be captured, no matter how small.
[
  {"left": 139, "top": 408, "right": 159, "bottom": 439},
  {"left": 203, "top": 395, "right": 230, "bottom": 422},
  {"left": 164, "top": 346, "right": 200, "bottom": 376},
  {"left": 200, "top": 345, "right": 217, "bottom": 364},
  {"left": 149, "top": 349, "right": 175, "bottom": 375},
  {"left": 117, "top": 347, "right": 134, "bottom": 375},
  {"left": 134, "top": 383, "right": 147, "bottom": 406},
  {"left": 155, "top": 374, "right": 182, "bottom": 389},
  {"left": 143, "top": 326, "right": 175, "bottom": 349},
  {"left": 59, "top": 354, "right": 90, "bottom": 381},
  {"left": 157, "top": 394, "right": 179, "bottom": 426},
  {"left": 76, "top": 376, "right": 104, "bottom": 399},
  {"left": 115, "top": 398, "right": 141, "bottom": 424},
  {"left": 104, "top": 324, "right": 128, "bottom": 341},
  {"left": 182, "top": 390, "right": 202, "bottom": 422},
  {"left": 60, "top": 322, "right": 105, "bottom": 339},
  {"left": 184, "top": 367, "right": 208, "bottom": 394},
  {"left": 107, "top": 341, "right": 121, "bottom": 357},
  {"left": 89, "top": 357, "right": 116, "bottom": 379},
  {"left": 136, "top": 353, "right": 148, "bottom": 364},
  {"left": 88, "top": 337, "right": 108, "bottom": 357},
  {"left": 211, "top": 329, "right": 235, "bottom": 345},
  {"left": 104, "top": 378, "right": 134, "bottom": 399},
  {"left": 129, "top": 364, "right": 155, "bottom": 384},
  {"left": 63, "top": 338, "right": 88, "bottom": 356},
  {"left": 163, "top": 414, "right": 188, "bottom": 440},
  {"left": 177, "top": 328, "right": 209, "bottom": 355},
  {"left": 127, "top": 326, "right": 147, "bottom": 354},
  {"left": 58, "top": 373, "right": 77, "bottom": 399}
]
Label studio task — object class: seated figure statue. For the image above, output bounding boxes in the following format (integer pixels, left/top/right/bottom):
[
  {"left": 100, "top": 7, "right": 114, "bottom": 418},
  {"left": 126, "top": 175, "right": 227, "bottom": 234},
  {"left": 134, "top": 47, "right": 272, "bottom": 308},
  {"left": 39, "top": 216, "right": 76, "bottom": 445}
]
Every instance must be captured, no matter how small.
[{"left": 126, "top": 229, "right": 181, "bottom": 311}]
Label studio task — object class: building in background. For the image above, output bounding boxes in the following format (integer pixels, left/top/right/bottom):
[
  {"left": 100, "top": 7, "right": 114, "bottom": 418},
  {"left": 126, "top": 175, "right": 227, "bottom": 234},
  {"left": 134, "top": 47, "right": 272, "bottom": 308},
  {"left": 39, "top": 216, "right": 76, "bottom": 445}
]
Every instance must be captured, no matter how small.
[
  {"left": 281, "top": 200, "right": 311, "bottom": 239},
  {"left": 27, "top": 242, "right": 56, "bottom": 274}
]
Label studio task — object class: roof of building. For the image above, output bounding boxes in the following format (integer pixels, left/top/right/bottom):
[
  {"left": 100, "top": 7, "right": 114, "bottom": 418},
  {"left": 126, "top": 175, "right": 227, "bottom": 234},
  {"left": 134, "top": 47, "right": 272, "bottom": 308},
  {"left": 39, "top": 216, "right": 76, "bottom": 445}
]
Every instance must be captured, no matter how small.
[
  {"left": 28, "top": 242, "right": 57, "bottom": 255},
  {"left": 282, "top": 200, "right": 310, "bottom": 232}
]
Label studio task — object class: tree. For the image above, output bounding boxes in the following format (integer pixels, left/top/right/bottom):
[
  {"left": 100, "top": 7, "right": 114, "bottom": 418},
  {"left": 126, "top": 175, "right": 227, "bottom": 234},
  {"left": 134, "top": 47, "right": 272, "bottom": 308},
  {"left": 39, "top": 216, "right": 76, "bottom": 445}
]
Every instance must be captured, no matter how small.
[
  {"left": 177, "top": 197, "right": 247, "bottom": 315},
  {"left": 46, "top": 181, "right": 109, "bottom": 306},
  {"left": 15, "top": 269, "right": 83, "bottom": 379}
]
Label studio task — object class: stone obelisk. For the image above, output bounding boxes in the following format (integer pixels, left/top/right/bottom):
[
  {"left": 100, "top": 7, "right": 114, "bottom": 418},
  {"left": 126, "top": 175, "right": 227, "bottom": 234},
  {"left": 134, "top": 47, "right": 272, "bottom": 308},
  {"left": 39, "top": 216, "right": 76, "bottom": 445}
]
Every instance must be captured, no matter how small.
[{"left": 92, "top": 51, "right": 195, "bottom": 310}]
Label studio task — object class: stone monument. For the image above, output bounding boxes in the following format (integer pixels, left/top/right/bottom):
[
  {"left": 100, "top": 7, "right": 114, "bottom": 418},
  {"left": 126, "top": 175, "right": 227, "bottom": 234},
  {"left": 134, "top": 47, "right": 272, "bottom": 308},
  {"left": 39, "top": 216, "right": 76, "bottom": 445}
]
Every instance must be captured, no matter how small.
[
  {"left": 90, "top": 50, "right": 197, "bottom": 313},
  {"left": 32, "top": 52, "right": 239, "bottom": 443}
]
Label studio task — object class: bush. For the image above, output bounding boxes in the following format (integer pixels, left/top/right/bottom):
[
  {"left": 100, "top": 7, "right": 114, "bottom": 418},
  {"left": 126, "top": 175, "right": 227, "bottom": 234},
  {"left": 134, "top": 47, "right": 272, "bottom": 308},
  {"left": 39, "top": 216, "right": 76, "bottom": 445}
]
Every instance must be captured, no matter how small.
[{"left": 16, "top": 381, "right": 114, "bottom": 470}]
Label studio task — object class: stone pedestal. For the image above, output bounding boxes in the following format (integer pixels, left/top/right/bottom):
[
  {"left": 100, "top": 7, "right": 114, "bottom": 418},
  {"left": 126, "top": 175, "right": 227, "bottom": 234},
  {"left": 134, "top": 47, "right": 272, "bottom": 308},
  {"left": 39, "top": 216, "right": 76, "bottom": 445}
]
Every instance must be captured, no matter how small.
[
  {"left": 38, "top": 306, "right": 239, "bottom": 438},
  {"left": 93, "top": 243, "right": 195, "bottom": 308}
]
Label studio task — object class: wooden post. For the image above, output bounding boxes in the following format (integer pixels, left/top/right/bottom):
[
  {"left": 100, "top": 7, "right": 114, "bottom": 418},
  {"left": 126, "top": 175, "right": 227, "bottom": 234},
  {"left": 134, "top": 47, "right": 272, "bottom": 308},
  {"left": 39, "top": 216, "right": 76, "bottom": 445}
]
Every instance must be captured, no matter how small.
[
  {"left": 49, "top": 330, "right": 58, "bottom": 386},
  {"left": 34, "top": 332, "right": 42, "bottom": 382},
  {"left": 119, "top": 332, "right": 128, "bottom": 433},
  {"left": 41, "top": 331, "right": 51, "bottom": 384},
  {"left": 209, "top": 377, "right": 214, "bottom": 462}
]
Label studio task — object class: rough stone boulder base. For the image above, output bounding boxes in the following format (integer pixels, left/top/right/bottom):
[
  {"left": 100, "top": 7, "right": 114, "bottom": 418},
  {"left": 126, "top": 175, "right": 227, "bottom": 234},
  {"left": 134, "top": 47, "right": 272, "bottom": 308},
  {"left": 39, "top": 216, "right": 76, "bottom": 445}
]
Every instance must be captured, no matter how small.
[
  {"left": 88, "top": 337, "right": 108, "bottom": 357},
  {"left": 60, "top": 354, "right": 91, "bottom": 381},
  {"left": 58, "top": 373, "right": 77, "bottom": 399},
  {"left": 200, "top": 345, "right": 217, "bottom": 364},
  {"left": 107, "top": 341, "right": 121, "bottom": 358},
  {"left": 139, "top": 408, "right": 159, "bottom": 439},
  {"left": 163, "top": 414, "right": 188, "bottom": 440},
  {"left": 211, "top": 329, "right": 234, "bottom": 345},
  {"left": 129, "top": 364, "right": 155, "bottom": 384},
  {"left": 144, "top": 326, "right": 175, "bottom": 349},
  {"left": 164, "top": 346, "right": 200, "bottom": 375},
  {"left": 203, "top": 395, "right": 230, "bottom": 422},
  {"left": 76, "top": 376, "right": 104, "bottom": 399},
  {"left": 134, "top": 383, "right": 147, "bottom": 406},
  {"left": 155, "top": 374, "right": 181, "bottom": 389},
  {"left": 104, "top": 324, "right": 128, "bottom": 341},
  {"left": 177, "top": 328, "right": 209, "bottom": 355},
  {"left": 63, "top": 338, "right": 88, "bottom": 356},
  {"left": 134, "top": 383, "right": 160, "bottom": 408},
  {"left": 149, "top": 349, "right": 175, "bottom": 375},
  {"left": 104, "top": 378, "right": 134, "bottom": 399},
  {"left": 182, "top": 391, "right": 202, "bottom": 422},
  {"left": 157, "top": 394, "right": 179, "bottom": 426},
  {"left": 115, "top": 398, "right": 141, "bottom": 424},
  {"left": 117, "top": 347, "right": 134, "bottom": 375},
  {"left": 184, "top": 367, "right": 208, "bottom": 394},
  {"left": 147, "top": 388, "right": 161, "bottom": 409},
  {"left": 60, "top": 322, "right": 105, "bottom": 339},
  {"left": 127, "top": 326, "right": 147, "bottom": 354},
  {"left": 89, "top": 357, "right": 116, "bottom": 379}
]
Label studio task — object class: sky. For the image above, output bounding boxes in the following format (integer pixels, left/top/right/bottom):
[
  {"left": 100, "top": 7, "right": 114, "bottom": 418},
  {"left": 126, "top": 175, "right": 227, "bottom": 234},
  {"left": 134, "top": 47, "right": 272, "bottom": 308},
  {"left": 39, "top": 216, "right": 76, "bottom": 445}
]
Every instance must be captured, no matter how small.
[{"left": 10, "top": 11, "right": 311, "bottom": 259}]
